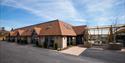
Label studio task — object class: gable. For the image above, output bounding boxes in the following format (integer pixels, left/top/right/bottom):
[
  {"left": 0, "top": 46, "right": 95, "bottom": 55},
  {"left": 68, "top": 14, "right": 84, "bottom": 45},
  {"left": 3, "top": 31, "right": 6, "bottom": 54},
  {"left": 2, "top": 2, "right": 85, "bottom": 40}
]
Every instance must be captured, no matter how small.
[{"left": 58, "top": 21, "right": 76, "bottom": 36}]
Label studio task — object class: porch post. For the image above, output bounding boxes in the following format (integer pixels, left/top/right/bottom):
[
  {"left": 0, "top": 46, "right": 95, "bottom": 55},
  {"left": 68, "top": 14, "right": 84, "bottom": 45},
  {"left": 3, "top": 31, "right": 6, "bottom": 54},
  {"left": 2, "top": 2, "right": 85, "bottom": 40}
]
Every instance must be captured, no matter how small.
[
  {"left": 27, "top": 37, "right": 31, "bottom": 44},
  {"left": 72, "top": 37, "right": 76, "bottom": 45},
  {"left": 15, "top": 37, "right": 17, "bottom": 42}
]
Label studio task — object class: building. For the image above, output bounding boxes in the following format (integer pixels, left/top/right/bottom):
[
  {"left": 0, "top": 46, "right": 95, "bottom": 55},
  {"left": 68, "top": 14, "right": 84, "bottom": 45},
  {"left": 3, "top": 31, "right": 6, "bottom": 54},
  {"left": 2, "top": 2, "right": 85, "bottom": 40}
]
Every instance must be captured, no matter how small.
[
  {"left": 116, "top": 26, "right": 125, "bottom": 47},
  {"left": 88, "top": 26, "right": 110, "bottom": 44},
  {"left": 0, "top": 27, "right": 9, "bottom": 41},
  {"left": 6, "top": 20, "right": 87, "bottom": 49}
]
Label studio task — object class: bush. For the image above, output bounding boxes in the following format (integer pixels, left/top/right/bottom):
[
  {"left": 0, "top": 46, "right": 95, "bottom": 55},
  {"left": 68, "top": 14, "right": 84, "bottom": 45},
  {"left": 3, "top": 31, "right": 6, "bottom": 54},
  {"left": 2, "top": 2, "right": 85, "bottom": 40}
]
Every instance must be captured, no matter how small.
[
  {"left": 38, "top": 45, "right": 43, "bottom": 48},
  {"left": 54, "top": 43, "right": 58, "bottom": 50},
  {"left": 57, "top": 48, "right": 61, "bottom": 51},
  {"left": 84, "top": 42, "right": 92, "bottom": 48}
]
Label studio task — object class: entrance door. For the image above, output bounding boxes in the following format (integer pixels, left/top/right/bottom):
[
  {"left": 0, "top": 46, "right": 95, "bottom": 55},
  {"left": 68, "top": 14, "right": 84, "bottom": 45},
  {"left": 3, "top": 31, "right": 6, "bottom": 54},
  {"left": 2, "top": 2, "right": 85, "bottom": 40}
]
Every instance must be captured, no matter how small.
[
  {"left": 49, "top": 38, "right": 54, "bottom": 48},
  {"left": 31, "top": 30, "right": 39, "bottom": 45},
  {"left": 67, "top": 37, "right": 73, "bottom": 46},
  {"left": 44, "top": 37, "right": 54, "bottom": 48},
  {"left": 76, "top": 35, "right": 83, "bottom": 45},
  {"left": 44, "top": 37, "right": 48, "bottom": 48}
]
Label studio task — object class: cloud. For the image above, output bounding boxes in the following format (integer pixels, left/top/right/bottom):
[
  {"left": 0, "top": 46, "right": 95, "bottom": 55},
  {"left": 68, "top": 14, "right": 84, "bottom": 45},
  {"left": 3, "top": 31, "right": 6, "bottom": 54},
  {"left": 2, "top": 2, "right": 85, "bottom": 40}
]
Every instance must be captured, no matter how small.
[
  {"left": 95, "top": 17, "right": 110, "bottom": 22},
  {"left": 72, "top": 18, "right": 87, "bottom": 22},
  {"left": 1, "top": 0, "right": 125, "bottom": 26},
  {"left": 92, "top": 15, "right": 125, "bottom": 26},
  {"left": 1, "top": 0, "right": 86, "bottom": 22},
  {"left": 90, "top": 1, "right": 110, "bottom": 12},
  {"left": 92, "top": 17, "right": 111, "bottom": 26},
  {"left": 83, "top": 0, "right": 122, "bottom": 12},
  {"left": 0, "top": 19, "right": 25, "bottom": 30},
  {"left": 116, "top": 15, "right": 125, "bottom": 24}
]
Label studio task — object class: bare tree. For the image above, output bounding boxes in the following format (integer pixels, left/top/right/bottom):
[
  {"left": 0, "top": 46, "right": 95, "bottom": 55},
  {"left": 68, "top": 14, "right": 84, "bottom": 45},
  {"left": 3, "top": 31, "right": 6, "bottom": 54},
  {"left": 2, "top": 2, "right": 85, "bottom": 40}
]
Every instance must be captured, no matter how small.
[{"left": 112, "top": 17, "right": 119, "bottom": 42}]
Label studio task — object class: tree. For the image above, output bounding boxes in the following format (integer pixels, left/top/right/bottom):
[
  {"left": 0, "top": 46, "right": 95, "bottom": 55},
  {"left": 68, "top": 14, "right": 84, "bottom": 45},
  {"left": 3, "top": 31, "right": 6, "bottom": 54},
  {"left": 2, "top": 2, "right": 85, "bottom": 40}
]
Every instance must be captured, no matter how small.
[
  {"left": 11, "top": 28, "right": 14, "bottom": 31},
  {"left": 112, "top": 17, "right": 119, "bottom": 42}
]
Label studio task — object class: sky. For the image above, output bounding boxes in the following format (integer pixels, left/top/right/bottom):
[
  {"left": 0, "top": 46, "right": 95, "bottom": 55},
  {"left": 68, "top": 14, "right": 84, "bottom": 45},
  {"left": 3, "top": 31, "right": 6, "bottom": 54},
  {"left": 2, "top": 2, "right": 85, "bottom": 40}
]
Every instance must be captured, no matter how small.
[{"left": 0, "top": 0, "right": 125, "bottom": 31}]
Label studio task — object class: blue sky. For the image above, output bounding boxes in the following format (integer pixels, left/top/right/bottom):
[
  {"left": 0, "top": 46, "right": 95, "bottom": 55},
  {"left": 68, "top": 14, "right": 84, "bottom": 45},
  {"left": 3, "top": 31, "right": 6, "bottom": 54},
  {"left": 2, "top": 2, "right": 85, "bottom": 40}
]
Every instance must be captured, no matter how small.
[{"left": 0, "top": 0, "right": 125, "bottom": 30}]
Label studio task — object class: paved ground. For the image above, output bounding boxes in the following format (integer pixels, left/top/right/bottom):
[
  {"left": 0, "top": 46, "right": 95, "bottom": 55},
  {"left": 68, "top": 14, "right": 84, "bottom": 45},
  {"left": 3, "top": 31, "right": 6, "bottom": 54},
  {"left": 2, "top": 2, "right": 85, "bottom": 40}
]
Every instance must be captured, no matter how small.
[
  {"left": 121, "top": 48, "right": 125, "bottom": 52},
  {"left": 0, "top": 41, "right": 125, "bottom": 63},
  {"left": 60, "top": 46, "right": 87, "bottom": 56},
  {"left": 80, "top": 47, "right": 125, "bottom": 63}
]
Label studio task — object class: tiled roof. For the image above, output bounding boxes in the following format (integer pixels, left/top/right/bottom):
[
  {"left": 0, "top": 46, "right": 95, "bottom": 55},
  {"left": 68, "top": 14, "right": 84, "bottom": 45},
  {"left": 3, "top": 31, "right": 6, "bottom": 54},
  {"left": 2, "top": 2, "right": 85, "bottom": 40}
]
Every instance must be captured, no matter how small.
[
  {"left": 0, "top": 30, "right": 9, "bottom": 36},
  {"left": 33, "top": 27, "right": 41, "bottom": 35},
  {"left": 9, "top": 31, "right": 18, "bottom": 36},
  {"left": 10, "top": 20, "right": 86, "bottom": 36},
  {"left": 18, "top": 29, "right": 25, "bottom": 35},
  {"left": 21, "top": 29, "right": 32, "bottom": 36},
  {"left": 73, "top": 26, "right": 86, "bottom": 35},
  {"left": 39, "top": 20, "right": 62, "bottom": 36},
  {"left": 59, "top": 21, "right": 76, "bottom": 36}
]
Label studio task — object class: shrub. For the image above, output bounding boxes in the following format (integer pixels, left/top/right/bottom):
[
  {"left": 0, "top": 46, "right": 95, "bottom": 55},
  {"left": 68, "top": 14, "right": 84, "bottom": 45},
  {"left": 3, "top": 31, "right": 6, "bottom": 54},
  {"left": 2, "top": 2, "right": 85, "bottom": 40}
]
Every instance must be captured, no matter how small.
[
  {"left": 54, "top": 43, "right": 58, "bottom": 50},
  {"left": 84, "top": 42, "right": 92, "bottom": 48}
]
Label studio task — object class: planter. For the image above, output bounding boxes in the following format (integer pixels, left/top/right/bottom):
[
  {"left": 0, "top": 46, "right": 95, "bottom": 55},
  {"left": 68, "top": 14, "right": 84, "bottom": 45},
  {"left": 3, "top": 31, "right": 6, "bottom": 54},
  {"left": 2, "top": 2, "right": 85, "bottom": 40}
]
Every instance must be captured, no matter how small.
[
  {"left": 107, "top": 42, "right": 123, "bottom": 50},
  {"left": 84, "top": 42, "right": 92, "bottom": 48}
]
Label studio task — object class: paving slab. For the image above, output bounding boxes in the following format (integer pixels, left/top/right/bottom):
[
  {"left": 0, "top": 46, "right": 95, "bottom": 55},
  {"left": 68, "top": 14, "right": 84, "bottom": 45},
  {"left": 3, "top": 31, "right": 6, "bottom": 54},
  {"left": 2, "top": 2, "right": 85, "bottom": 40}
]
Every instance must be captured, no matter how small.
[
  {"left": 121, "top": 48, "right": 125, "bottom": 52},
  {"left": 59, "top": 46, "right": 87, "bottom": 56}
]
